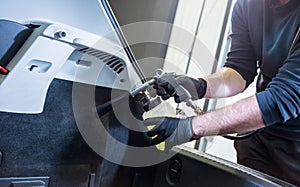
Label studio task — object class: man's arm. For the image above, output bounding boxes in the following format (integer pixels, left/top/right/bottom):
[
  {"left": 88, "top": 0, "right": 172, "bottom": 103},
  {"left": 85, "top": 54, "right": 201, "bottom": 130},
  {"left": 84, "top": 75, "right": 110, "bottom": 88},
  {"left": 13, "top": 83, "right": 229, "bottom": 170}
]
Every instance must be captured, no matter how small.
[
  {"left": 203, "top": 67, "right": 246, "bottom": 98},
  {"left": 144, "top": 95, "right": 265, "bottom": 149},
  {"left": 191, "top": 95, "right": 265, "bottom": 138}
]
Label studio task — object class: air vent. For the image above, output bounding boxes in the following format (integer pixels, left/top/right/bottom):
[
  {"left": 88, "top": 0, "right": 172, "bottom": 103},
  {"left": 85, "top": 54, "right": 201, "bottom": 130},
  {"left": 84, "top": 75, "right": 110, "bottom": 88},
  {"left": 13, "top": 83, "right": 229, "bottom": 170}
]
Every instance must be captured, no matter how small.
[{"left": 79, "top": 48, "right": 125, "bottom": 74}]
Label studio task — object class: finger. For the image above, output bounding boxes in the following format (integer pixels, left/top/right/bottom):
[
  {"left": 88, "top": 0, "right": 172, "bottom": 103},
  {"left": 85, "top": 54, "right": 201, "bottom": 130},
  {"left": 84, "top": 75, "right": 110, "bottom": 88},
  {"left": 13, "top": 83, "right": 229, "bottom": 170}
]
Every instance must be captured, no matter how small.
[
  {"left": 167, "top": 84, "right": 176, "bottom": 95},
  {"left": 174, "top": 95, "right": 182, "bottom": 103},
  {"left": 142, "top": 132, "right": 153, "bottom": 144},
  {"left": 161, "top": 94, "right": 171, "bottom": 100},
  {"left": 157, "top": 77, "right": 168, "bottom": 85},
  {"left": 156, "top": 87, "right": 167, "bottom": 96},
  {"left": 147, "top": 128, "right": 158, "bottom": 137},
  {"left": 153, "top": 82, "right": 165, "bottom": 90},
  {"left": 147, "top": 123, "right": 163, "bottom": 136},
  {"left": 151, "top": 131, "right": 166, "bottom": 145}
]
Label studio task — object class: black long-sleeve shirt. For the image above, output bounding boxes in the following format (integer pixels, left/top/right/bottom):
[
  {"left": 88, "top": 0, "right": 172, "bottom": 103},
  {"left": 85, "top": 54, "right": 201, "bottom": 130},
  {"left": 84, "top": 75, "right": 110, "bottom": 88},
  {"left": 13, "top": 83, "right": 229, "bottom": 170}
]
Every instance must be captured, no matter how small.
[{"left": 224, "top": 0, "right": 300, "bottom": 141}]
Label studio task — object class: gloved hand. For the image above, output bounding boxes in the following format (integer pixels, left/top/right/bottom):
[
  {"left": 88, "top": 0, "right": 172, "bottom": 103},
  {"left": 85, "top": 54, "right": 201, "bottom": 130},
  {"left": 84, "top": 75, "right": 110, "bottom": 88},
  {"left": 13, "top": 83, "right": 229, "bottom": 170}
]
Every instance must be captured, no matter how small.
[
  {"left": 153, "top": 73, "right": 207, "bottom": 103},
  {"left": 144, "top": 116, "right": 196, "bottom": 150}
]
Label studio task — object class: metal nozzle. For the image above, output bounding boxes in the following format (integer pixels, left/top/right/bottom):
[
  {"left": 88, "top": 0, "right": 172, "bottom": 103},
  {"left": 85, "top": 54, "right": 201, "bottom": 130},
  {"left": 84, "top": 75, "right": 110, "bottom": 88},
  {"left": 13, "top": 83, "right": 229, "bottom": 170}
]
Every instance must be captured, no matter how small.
[{"left": 129, "top": 79, "right": 155, "bottom": 97}]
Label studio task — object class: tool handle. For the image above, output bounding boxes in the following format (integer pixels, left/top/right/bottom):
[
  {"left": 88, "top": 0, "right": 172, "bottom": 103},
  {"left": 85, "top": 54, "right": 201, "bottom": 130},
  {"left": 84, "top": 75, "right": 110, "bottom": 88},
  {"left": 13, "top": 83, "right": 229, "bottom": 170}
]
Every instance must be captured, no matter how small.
[{"left": 171, "top": 84, "right": 191, "bottom": 102}]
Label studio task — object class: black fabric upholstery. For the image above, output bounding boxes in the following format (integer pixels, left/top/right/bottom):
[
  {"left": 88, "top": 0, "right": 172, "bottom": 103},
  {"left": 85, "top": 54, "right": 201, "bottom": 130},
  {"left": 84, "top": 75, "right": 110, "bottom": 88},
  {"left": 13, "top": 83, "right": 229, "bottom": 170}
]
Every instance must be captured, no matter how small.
[{"left": 0, "top": 79, "right": 155, "bottom": 187}]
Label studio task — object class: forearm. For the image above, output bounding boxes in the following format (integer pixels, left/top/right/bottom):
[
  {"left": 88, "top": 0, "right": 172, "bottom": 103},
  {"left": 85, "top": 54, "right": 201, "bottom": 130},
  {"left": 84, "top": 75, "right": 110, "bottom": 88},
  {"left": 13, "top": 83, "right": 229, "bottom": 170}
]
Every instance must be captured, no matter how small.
[
  {"left": 203, "top": 67, "right": 246, "bottom": 98},
  {"left": 191, "top": 95, "right": 265, "bottom": 137}
]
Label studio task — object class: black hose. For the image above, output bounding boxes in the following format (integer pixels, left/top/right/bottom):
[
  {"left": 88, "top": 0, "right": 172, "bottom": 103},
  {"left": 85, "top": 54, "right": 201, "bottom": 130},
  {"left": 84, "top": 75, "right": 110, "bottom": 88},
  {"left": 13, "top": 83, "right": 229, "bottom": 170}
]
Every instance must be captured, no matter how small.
[
  {"left": 222, "top": 129, "right": 262, "bottom": 141},
  {"left": 95, "top": 92, "right": 129, "bottom": 117}
]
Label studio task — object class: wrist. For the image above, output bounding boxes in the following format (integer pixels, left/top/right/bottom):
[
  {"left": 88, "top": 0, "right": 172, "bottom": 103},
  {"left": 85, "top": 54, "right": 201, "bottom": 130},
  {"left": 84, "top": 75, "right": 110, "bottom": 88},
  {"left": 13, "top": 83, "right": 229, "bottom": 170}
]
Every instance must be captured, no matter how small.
[
  {"left": 197, "top": 78, "right": 207, "bottom": 99},
  {"left": 190, "top": 77, "right": 207, "bottom": 99},
  {"left": 191, "top": 116, "right": 204, "bottom": 139}
]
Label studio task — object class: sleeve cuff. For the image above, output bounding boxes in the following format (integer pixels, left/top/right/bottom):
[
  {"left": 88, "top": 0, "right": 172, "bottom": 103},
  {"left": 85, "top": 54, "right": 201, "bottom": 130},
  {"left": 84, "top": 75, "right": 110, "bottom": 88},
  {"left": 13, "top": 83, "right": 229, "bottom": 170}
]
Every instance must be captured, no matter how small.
[{"left": 256, "top": 92, "right": 282, "bottom": 126}]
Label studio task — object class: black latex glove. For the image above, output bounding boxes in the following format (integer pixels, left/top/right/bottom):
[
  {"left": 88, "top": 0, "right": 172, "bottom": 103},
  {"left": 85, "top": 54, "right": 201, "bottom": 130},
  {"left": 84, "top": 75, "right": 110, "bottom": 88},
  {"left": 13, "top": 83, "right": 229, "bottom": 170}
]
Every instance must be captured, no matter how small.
[
  {"left": 153, "top": 73, "right": 207, "bottom": 103},
  {"left": 144, "top": 117, "right": 194, "bottom": 150}
]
